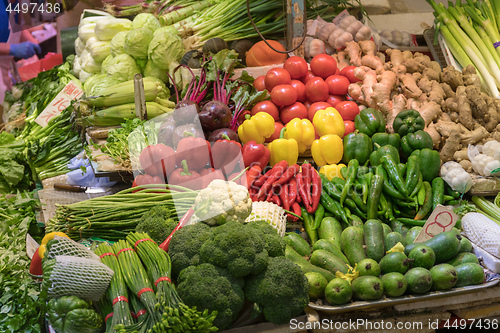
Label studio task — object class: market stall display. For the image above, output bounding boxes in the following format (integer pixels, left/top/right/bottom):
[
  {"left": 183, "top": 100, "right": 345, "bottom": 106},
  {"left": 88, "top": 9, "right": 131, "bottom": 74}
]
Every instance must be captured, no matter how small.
[{"left": 3, "top": 0, "right": 500, "bottom": 332}]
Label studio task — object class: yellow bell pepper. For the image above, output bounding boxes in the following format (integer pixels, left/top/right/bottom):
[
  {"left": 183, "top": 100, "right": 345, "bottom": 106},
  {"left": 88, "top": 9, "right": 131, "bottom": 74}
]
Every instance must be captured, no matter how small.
[
  {"left": 311, "top": 134, "right": 343, "bottom": 167},
  {"left": 313, "top": 107, "right": 345, "bottom": 138},
  {"left": 284, "top": 118, "right": 315, "bottom": 154},
  {"left": 238, "top": 112, "right": 275, "bottom": 144},
  {"left": 38, "top": 231, "right": 70, "bottom": 259},
  {"left": 319, "top": 163, "right": 347, "bottom": 180},
  {"left": 267, "top": 128, "right": 299, "bottom": 166}
]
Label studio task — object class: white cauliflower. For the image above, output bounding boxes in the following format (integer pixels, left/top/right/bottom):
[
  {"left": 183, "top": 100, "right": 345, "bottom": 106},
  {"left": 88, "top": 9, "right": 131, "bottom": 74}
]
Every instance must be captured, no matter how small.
[{"left": 194, "top": 179, "right": 252, "bottom": 226}]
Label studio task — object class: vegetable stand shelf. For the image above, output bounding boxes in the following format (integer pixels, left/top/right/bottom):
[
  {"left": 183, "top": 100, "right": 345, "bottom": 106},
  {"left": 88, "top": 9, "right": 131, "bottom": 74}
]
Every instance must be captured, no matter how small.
[{"left": 309, "top": 279, "right": 500, "bottom": 314}]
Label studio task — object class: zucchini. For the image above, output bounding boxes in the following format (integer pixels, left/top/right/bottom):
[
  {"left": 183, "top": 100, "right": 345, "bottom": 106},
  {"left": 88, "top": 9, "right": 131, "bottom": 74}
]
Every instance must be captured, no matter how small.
[
  {"left": 363, "top": 219, "right": 385, "bottom": 262},
  {"left": 310, "top": 250, "right": 349, "bottom": 275},
  {"left": 284, "top": 232, "right": 311, "bottom": 256}
]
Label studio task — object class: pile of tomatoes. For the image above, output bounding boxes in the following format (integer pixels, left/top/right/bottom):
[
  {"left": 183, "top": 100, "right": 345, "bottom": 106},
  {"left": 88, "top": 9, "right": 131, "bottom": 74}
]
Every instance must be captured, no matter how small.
[{"left": 251, "top": 54, "right": 361, "bottom": 142}]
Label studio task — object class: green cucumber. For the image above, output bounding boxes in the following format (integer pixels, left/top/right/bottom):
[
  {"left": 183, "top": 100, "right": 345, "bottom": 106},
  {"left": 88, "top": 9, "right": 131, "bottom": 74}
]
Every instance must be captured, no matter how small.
[
  {"left": 284, "top": 232, "right": 311, "bottom": 257},
  {"left": 317, "top": 217, "right": 343, "bottom": 251},
  {"left": 285, "top": 245, "right": 335, "bottom": 282},
  {"left": 312, "top": 239, "right": 349, "bottom": 264},
  {"left": 363, "top": 219, "right": 385, "bottom": 262},
  {"left": 382, "top": 223, "right": 392, "bottom": 238},
  {"left": 459, "top": 237, "right": 473, "bottom": 253},
  {"left": 310, "top": 249, "right": 349, "bottom": 275},
  {"left": 454, "top": 263, "right": 485, "bottom": 287},
  {"left": 340, "top": 226, "right": 366, "bottom": 266},
  {"left": 447, "top": 252, "right": 480, "bottom": 266},
  {"left": 404, "top": 231, "right": 461, "bottom": 263},
  {"left": 351, "top": 215, "right": 364, "bottom": 228},
  {"left": 405, "top": 226, "right": 423, "bottom": 245},
  {"left": 385, "top": 232, "right": 405, "bottom": 250}
]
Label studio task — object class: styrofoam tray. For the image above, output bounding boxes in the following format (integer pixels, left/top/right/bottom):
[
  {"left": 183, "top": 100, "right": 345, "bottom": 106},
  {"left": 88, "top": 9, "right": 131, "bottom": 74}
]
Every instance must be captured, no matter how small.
[{"left": 473, "top": 242, "right": 500, "bottom": 273}]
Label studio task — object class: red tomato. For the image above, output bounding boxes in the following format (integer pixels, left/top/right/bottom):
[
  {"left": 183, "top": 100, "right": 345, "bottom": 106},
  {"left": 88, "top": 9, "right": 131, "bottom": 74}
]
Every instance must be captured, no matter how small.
[
  {"left": 280, "top": 102, "right": 308, "bottom": 124},
  {"left": 301, "top": 70, "right": 317, "bottom": 84},
  {"left": 325, "top": 75, "right": 350, "bottom": 95},
  {"left": 290, "top": 79, "right": 306, "bottom": 102},
  {"left": 340, "top": 66, "right": 361, "bottom": 83},
  {"left": 303, "top": 100, "right": 312, "bottom": 110},
  {"left": 305, "top": 77, "right": 329, "bottom": 102},
  {"left": 335, "top": 67, "right": 340, "bottom": 75},
  {"left": 271, "top": 84, "right": 298, "bottom": 107},
  {"left": 251, "top": 101, "right": 280, "bottom": 120},
  {"left": 266, "top": 121, "right": 284, "bottom": 142},
  {"left": 307, "top": 102, "right": 331, "bottom": 122},
  {"left": 310, "top": 54, "right": 338, "bottom": 79},
  {"left": 326, "top": 94, "right": 346, "bottom": 108},
  {"left": 283, "top": 56, "right": 308, "bottom": 79},
  {"left": 253, "top": 75, "right": 266, "bottom": 91},
  {"left": 335, "top": 101, "right": 360, "bottom": 121},
  {"left": 265, "top": 68, "right": 291, "bottom": 91},
  {"left": 344, "top": 120, "right": 356, "bottom": 136}
]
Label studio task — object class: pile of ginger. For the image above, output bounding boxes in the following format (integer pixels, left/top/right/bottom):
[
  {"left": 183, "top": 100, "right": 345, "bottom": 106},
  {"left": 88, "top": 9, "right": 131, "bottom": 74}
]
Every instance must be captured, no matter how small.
[{"left": 336, "top": 40, "right": 500, "bottom": 171}]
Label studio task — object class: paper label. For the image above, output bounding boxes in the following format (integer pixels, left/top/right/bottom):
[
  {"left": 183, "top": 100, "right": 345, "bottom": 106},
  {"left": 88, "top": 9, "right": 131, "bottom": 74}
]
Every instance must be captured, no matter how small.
[
  {"left": 35, "top": 80, "right": 83, "bottom": 127},
  {"left": 332, "top": 9, "right": 350, "bottom": 25},
  {"left": 413, "top": 205, "right": 459, "bottom": 243}
]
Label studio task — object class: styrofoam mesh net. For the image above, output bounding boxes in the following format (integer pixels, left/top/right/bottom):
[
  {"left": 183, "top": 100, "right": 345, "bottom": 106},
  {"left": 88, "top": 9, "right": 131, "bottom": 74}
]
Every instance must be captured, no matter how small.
[
  {"left": 45, "top": 236, "right": 100, "bottom": 261},
  {"left": 462, "top": 212, "right": 500, "bottom": 258},
  {"left": 245, "top": 201, "right": 287, "bottom": 237},
  {"left": 47, "top": 255, "right": 114, "bottom": 301}
]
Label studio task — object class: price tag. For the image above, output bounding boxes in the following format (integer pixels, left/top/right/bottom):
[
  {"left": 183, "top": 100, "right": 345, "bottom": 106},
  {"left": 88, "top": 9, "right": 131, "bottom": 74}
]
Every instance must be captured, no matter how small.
[
  {"left": 413, "top": 205, "right": 459, "bottom": 243},
  {"left": 332, "top": 9, "right": 350, "bottom": 25},
  {"left": 35, "top": 80, "right": 83, "bottom": 127}
]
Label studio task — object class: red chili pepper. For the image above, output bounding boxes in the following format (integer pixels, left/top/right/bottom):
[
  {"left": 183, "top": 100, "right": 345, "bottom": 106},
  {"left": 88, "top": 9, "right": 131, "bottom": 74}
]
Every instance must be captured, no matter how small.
[
  {"left": 253, "top": 167, "right": 273, "bottom": 188},
  {"left": 246, "top": 165, "right": 262, "bottom": 190},
  {"left": 287, "top": 202, "right": 302, "bottom": 222},
  {"left": 257, "top": 160, "right": 288, "bottom": 200},
  {"left": 272, "top": 163, "right": 300, "bottom": 188},
  {"left": 288, "top": 178, "right": 297, "bottom": 207},
  {"left": 159, "top": 207, "right": 194, "bottom": 252},
  {"left": 266, "top": 190, "right": 274, "bottom": 202},
  {"left": 302, "top": 163, "right": 313, "bottom": 204},
  {"left": 249, "top": 187, "right": 258, "bottom": 201},
  {"left": 271, "top": 195, "right": 281, "bottom": 206},
  {"left": 280, "top": 183, "right": 290, "bottom": 211},
  {"left": 296, "top": 173, "right": 312, "bottom": 210},
  {"left": 310, "top": 168, "right": 322, "bottom": 213}
]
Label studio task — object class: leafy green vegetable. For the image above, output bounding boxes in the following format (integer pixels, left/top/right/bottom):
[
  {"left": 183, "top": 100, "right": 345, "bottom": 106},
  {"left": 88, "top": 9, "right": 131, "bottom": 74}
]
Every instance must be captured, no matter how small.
[{"left": 0, "top": 191, "right": 43, "bottom": 333}]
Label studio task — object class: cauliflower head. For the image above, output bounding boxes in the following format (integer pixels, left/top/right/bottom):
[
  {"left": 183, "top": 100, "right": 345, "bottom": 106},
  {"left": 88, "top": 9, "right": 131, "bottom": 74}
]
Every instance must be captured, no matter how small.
[{"left": 194, "top": 179, "right": 252, "bottom": 225}]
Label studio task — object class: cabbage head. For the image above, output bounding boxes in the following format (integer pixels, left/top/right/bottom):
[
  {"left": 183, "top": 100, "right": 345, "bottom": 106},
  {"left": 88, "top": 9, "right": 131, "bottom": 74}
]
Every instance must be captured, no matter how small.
[
  {"left": 101, "top": 54, "right": 114, "bottom": 74},
  {"left": 124, "top": 28, "right": 153, "bottom": 60},
  {"left": 131, "top": 13, "right": 161, "bottom": 33},
  {"left": 95, "top": 18, "right": 132, "bottom": 41},
  {"left": 143, "top": 61, "right": 169, "bottom": 83},
  {"left": 110, "top": 31, "right": 127, "bottom": 56},
  {"left": 106, "top": 54, "right": 141, "bottom": 83},
  {"left": 80, "top": 50, "right": 102, "bottom": 74},
  {"left": 148, "top": 27, "right": 184, "bottom": 70},
  {"left": 84, "top": 74, "right": 120, "bottom": 96}
]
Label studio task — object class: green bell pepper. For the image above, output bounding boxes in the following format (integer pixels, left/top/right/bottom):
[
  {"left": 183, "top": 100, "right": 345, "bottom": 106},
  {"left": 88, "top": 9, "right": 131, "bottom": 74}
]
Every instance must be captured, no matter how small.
[
  {"left": 393, "top": 109, "right": 425, "bottom": 136},
  {"left": 372, "top": 132, "right": 400, "bottom": 150},
  {"left": 47, "top": 296, "right": 103, "bottom": 333},
  {"left": 369, "top": 144, "right": 400, "bottom": 166},
  {"left": 410, "top": 148, "right": 441, "bottom": 182},
  {"left": 354, "top": 108, "right": 386, "bottom": 136},
  {"left": 401, "top": 130, "right": 433, "bottom": 157},
  {"left": 342, "top": 132, "right": 373, "bottom": 165}
]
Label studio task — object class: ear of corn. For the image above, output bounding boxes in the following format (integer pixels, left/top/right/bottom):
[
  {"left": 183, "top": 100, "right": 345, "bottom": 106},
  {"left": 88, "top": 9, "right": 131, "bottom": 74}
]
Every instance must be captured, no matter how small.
[
  {"left": 86, "top": 77, "right": 168, "bottom": 107},
  {"left": 84, "top": 101, "right": 172, "bottom": 126}
]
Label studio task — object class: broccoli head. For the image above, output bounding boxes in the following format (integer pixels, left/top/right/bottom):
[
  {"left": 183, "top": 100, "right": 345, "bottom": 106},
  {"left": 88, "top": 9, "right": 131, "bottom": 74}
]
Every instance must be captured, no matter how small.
[
  {"left": 168, "top": 222, "right": 213, "bottom": 278},
  {"left": 244, "top": 257, "right": 309, "bottom": 325},
  {"left": 176, "top": 263, "right": 245, "bottom": 330},
  {"left": 246, "top": 221, "right": 285, "bottom": 257},
  {"left": 199, "top": 221, "right": 268, "bottom": 278},
  {"left": 135, "top": 205, "right": 178, "bottom": 244}
]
